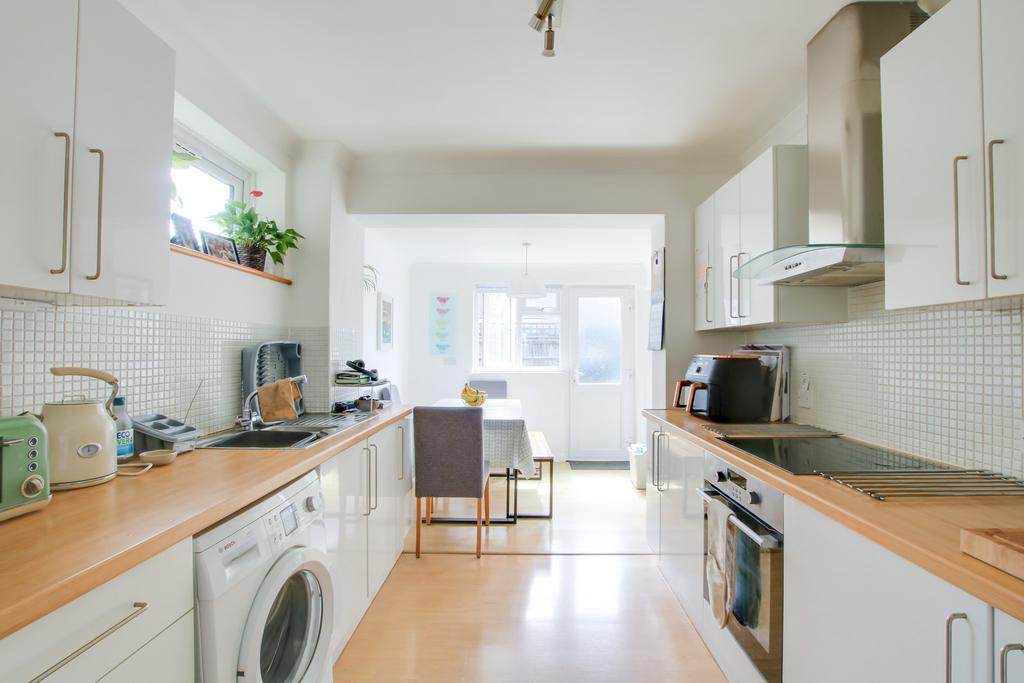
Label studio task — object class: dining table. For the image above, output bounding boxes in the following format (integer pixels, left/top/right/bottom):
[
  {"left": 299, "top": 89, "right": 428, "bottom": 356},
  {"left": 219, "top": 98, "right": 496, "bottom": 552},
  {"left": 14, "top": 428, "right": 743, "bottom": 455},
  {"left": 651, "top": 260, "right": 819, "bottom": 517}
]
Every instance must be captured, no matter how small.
[{"left": 432, "top": 398, "right": 536, "bottom": 477}]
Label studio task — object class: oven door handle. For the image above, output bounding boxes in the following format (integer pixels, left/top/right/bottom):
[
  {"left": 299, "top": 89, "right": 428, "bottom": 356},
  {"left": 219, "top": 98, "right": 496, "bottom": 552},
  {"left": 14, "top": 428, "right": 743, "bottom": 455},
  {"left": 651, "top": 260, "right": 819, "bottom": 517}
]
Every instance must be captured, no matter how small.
[{"left": 697, "top": 488, "right": 780, "bottom": 550}]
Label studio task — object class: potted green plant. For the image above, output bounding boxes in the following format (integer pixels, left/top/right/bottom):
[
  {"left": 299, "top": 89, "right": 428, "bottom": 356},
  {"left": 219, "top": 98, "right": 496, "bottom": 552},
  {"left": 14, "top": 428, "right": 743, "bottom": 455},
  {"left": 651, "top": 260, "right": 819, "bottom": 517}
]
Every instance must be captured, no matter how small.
[{"left": 210, "top": 191, "right": 304, "bottom": 271}]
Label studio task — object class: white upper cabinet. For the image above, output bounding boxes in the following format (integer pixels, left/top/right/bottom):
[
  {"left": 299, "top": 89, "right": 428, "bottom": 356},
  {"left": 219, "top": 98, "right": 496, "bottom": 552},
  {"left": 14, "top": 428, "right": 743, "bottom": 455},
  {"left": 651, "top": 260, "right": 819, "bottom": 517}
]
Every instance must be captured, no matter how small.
[
  {"left": 694, "top": 195, "right": 716, "bottom": 331},
  {"left": 738, "top": 148, "right": 779, "bottom": 326},
  {"left": 882, "top": 0, "right": 986, "bottom": 309},
  {"left": 0, "top": 0, "right": 79, "bottom": 294},
  {"left": 696, "top": 145, "right": 845, "bottom": 330},
  {"left": 71, "top": 0, "right": 174, "bottom": 304},
  {"left": 981, "top": 0, "right": 1024, "bottom": 298},
  {"left": 0, "top": 0, "right": 174, "bottom": 305},
  {"left": 716, "top": 175, "right": 742, "bottom": 327},
  {"left": 883, "top": 0, "right": 1024, "bottom": 308}
]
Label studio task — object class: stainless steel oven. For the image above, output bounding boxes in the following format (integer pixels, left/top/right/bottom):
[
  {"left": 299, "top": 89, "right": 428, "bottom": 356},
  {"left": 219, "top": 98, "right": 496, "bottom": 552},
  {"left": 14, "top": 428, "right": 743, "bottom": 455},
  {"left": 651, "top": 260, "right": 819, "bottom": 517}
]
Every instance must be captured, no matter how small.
[{"left": 700, "top": 452, "right": 784, "bottom": 683}]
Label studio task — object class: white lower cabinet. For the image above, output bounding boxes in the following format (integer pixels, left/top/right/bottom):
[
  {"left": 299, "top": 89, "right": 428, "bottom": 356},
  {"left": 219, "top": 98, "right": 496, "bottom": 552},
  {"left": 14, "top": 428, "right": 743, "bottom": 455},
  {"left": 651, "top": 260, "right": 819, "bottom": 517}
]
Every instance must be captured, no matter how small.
[
  {"left": 784, "top": 497, "right": 992, "bottom": 683},
  {"left": 658, "top": 429, "right": 706, "bottom": 622},
  {"left": 98, "top": 611, "right": 194, "bottom": 682},
  {"left": 321, "top": 419, "right": 411, "bottom": 660},
  {"left": 646, "top": 422, "right": 664, "bottom": 555},
  {"left": 996, "top": 610, "right": 1024, "bottom": 683},
  {"left": 0, "top": 538, "right": 194, "bottom": 683}
]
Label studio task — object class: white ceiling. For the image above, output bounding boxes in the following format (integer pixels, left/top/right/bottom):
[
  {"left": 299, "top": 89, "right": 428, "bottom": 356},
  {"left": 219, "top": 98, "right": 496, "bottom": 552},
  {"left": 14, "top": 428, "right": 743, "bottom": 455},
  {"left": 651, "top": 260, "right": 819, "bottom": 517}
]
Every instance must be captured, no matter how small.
[
  {"left": 124, "top": 0, "right": 856, "bottom": 159},
  {"left": 359, "top": 215, "right": 655, "bottom": 265}
]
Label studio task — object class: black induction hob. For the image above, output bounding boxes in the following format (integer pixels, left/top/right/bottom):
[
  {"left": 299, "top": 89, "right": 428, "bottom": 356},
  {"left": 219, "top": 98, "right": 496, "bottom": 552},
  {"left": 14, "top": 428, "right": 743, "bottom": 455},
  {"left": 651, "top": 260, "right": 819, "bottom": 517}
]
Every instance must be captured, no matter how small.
[{"left": 719, "top": 437, "right": 952, "bottom": 475}]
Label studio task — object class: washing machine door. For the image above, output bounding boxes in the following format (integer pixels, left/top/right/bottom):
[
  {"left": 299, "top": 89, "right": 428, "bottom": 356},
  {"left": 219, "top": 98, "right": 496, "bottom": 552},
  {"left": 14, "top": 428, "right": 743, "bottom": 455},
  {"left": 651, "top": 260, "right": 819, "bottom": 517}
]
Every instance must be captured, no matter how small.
[{"left": 237, "top": 546, "right": 335, "bottom": 683}]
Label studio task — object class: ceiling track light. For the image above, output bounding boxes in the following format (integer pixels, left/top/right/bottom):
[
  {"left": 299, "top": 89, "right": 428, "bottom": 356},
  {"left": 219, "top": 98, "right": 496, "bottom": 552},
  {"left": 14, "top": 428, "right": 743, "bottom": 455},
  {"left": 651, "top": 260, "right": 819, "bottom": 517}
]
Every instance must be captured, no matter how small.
[
  {"left": 529, "top": 0, "right": 556, "bottom": 31},
  {"left": 542, "top": 14, "right": 556, "bottom": 57}
]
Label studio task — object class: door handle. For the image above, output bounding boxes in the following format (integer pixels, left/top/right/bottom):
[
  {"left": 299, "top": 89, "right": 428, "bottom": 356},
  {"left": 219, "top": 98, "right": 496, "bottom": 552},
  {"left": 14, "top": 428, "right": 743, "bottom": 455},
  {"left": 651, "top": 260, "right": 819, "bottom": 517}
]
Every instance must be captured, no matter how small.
[
  {"left": 728, "top": 254, "right": 738, "bottom": 319},
  {"left": 737, "top": 252, "right": 750, "bottom": 318},
  {"left": 650, "top": 430, "right": 660, "bottom": 489},
  {"left": 952, "top": 155, "right": 970, "bottom": 286},
  {"left": 704, "top": 266, "right": 712, "bottom": 323},
  {"left": 50, "top": 132, "right": 72, "bottom": 275},
  {"left": 364, "top": 446, "right": 372, "bottom": 516},
  {"left": 988, "top": 139, "right": 1007, "bottom": 280},
  {"left": 397, "top": 425, "right": 405, "bottom": 480},
  {"left": 1000, "top": 643, "right": 1024, "bottom": 683},
  {"left": 86, "top": 148, "right": 105, "bottom": 281},
  {"left": 370, "top": 443, "right": 379, "bottom": 510},
  {"left": 657, "top": 432, "right": 669, "bottom": 491},
  {"left": 945, "top": 612, "right": 968, "bottom": 683}
]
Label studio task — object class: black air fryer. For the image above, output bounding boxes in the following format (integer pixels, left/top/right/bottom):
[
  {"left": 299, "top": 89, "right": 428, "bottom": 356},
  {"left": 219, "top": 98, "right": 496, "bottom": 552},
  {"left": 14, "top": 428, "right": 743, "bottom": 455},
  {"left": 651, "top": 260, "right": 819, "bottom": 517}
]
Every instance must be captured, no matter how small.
[{"left": 681, "top": 355, "right": 768, "bottom": 422}]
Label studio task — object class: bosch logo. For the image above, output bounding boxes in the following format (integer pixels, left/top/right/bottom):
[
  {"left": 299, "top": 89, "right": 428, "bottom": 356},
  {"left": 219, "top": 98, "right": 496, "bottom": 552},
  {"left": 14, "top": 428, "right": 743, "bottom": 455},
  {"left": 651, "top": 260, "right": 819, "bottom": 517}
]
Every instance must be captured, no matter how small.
[
  {"left": 784, "top": 261, "right": 803, "bottom": 270},
  {"left": 221, "top": 540, "right": 236, "bottom": 553}
]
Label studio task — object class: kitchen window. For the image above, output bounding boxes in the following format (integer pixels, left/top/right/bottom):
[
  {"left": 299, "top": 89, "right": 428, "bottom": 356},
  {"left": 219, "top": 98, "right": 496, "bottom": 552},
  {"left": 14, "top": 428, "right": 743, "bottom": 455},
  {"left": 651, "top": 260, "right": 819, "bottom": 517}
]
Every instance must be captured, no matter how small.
[
  {"left": 474, "top": 286, "right": 561, "bottom": 371},
  {"left": 170, "top": 125, "right": 252, "bottom": 243}
]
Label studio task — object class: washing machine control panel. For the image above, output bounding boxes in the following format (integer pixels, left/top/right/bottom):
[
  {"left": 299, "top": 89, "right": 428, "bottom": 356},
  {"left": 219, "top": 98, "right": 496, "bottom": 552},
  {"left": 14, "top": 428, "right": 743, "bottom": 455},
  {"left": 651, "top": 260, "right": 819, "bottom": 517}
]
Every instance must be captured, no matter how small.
[{"left": 264, "top": 490, "right": 321, "bottom": 547}]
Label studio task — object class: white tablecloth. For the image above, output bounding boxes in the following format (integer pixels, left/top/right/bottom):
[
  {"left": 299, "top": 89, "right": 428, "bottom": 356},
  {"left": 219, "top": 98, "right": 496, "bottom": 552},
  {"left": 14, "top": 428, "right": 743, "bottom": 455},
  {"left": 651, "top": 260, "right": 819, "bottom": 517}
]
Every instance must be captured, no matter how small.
[{"left": 432, "top": 399, "right": 535, "bottom": 476}]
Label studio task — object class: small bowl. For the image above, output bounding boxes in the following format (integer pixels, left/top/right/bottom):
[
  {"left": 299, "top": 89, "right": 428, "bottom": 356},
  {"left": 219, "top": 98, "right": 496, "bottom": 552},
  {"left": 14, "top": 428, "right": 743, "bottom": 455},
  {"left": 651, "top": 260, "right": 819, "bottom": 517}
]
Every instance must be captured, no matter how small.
[{"left": 138, "top": 449, "right": 177, "bottom": 466}]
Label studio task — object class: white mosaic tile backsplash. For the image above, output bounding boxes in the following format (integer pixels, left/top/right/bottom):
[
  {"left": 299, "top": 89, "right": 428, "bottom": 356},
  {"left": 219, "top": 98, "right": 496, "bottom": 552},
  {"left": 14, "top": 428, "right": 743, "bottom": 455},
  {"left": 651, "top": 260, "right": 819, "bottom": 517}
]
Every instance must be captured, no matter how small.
[
  {"left": 0, "top": 304, "right": 332, "bottom": 436},
  {"left": 749, "top": 282, "right": 1024, "bottom": 478}
]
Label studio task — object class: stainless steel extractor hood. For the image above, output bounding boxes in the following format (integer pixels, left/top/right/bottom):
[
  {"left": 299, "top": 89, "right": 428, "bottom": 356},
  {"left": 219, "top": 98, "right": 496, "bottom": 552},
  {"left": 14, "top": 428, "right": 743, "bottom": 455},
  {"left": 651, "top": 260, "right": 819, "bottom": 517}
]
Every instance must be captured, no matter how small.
[{"left": 735, "top": 2, "right": 927, "bottom": 286}]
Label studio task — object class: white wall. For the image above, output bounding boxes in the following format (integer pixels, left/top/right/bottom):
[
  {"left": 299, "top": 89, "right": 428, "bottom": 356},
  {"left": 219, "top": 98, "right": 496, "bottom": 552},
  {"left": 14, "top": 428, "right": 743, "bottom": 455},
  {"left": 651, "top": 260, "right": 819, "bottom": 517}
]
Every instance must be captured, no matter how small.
[
  {"left": 361, "top": 231, "right": 412, "bottom": 398},
  {"left": 348, "top": 155, "right": 748, "bottom": 409},
  {"left": 404, "top": 263, "right": 650, "bottom": 458}
]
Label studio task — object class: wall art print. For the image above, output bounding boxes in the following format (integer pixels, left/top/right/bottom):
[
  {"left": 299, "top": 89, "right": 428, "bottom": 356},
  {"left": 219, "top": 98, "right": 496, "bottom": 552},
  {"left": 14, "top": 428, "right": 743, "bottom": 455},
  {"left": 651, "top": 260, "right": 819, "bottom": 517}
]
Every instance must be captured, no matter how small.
[{"left": 430, "top": 293, "right": 455, "bottom": 356}]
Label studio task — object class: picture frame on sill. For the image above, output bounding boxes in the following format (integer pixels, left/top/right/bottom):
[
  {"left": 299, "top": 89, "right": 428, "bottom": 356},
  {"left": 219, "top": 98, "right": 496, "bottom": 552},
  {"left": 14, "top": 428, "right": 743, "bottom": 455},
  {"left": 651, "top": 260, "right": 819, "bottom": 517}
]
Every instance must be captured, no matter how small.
[
  {"left": 378, "top": 293, "right": 394, "bottom": 351},
  {"left": 170, "top": 213, "right": 200, "bottom": 252},
  {"left": 200, "top": 231, "right": 240, "bottom": 264}
]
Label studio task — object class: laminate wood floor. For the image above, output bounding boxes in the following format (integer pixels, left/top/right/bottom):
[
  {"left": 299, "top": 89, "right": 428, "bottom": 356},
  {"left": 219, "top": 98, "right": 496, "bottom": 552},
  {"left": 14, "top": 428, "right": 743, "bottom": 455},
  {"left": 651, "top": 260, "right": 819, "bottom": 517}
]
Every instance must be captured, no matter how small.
[
  {"left": 405, "top": 462, "right": 650, "bottom": 555},
  {"left": 332, "top": 554, "right": 727, "bottom": 683}
]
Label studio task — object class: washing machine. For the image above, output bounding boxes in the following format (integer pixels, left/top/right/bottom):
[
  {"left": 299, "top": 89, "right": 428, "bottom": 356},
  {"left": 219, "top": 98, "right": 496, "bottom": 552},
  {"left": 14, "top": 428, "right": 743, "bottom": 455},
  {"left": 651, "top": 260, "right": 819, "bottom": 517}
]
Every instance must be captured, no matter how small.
[{"left": 195, "top": 470, "right": 335, "bottom": 683}]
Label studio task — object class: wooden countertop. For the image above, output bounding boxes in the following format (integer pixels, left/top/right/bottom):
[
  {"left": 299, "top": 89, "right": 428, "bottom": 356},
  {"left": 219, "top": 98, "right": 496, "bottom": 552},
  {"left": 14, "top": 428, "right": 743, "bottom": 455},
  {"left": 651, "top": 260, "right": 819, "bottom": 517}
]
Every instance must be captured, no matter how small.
[
  {"left": 644, "top": 409, "right": 1024, "bottom": 622},
  {"left": 0, "top": 406, "right": 413, "bottom": 640}
]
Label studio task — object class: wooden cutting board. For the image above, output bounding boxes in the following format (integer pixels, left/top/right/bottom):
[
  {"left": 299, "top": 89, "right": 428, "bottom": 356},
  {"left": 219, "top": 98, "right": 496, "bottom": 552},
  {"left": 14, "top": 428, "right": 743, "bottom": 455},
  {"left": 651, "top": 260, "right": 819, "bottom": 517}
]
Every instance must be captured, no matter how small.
[
  {"left": 701, "top": 423, "right": 839, "bottom": 439},
  {"left": 960, "top": 528, "right": 1024, "bottom": 581}
]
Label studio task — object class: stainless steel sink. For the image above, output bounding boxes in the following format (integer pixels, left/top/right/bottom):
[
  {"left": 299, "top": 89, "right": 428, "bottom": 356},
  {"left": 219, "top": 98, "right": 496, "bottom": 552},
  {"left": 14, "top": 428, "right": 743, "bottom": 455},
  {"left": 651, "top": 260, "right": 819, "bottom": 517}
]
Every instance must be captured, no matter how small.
[
  {"left": 200, "top": 429, "right": 320, "bottom": 449},
  {"left": 199, "top": 412, "right": 380, "bottom": 450}
]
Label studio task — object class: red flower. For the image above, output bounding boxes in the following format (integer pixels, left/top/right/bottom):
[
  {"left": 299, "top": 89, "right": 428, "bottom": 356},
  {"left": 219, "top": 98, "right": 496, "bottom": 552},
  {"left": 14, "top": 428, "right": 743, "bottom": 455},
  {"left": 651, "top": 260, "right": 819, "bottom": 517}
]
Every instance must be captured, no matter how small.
[{"left": 249, "top": 190, "right": 264, "bottom": 198}]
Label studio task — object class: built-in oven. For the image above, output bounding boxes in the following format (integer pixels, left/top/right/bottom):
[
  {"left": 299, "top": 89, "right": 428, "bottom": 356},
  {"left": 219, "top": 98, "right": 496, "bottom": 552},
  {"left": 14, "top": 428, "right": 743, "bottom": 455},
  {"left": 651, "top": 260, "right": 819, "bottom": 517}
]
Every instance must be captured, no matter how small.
[{"left": 700, "top": 452, "right": 784, "bottom": 683}]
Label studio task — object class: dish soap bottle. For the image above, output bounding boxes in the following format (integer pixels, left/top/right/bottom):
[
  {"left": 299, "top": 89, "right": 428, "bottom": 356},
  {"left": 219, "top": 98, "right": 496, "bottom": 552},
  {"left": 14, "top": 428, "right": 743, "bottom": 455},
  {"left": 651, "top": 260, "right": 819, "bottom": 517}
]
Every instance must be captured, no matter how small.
[{"left": 112, "top": 396, "right": 134, "bottom": 461}]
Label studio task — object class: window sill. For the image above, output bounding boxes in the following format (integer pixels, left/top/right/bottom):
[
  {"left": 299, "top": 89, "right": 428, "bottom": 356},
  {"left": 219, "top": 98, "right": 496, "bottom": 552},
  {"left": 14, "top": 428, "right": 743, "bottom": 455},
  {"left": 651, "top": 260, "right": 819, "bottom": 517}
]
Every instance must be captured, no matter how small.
[{"left": 170, "top": 244, "right": 293, "bottom": 286}]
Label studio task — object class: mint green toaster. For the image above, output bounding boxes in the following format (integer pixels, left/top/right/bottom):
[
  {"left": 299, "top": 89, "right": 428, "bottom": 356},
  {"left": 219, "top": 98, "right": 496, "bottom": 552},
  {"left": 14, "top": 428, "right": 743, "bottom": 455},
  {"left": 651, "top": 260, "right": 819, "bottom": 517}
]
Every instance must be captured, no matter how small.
[{"left": 0, "top": 415, "right": 51, "bottom": 522}]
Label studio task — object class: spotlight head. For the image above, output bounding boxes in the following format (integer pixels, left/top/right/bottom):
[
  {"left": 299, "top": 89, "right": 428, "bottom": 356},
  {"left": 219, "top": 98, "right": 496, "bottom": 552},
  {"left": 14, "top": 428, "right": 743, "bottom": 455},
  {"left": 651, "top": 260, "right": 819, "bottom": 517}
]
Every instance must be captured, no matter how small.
[{"left": 542, "top": 14, "right": 555, "bottom": 56}]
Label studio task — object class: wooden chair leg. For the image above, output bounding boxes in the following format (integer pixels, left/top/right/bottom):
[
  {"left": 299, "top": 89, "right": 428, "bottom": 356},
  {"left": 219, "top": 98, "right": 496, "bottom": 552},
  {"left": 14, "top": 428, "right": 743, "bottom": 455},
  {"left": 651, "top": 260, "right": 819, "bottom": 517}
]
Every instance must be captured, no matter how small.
[
  {"left": 476, "top": 496, "right": 483, "bottom": 558},
  {"left": 484, "top": 478, "right": 490, "bottom": 526},
  {"left": 415, "top": 497, "right": 422, "bottom": 558},
  {"left": 426, "top": 495, "right": 432, "bottom": 525}
]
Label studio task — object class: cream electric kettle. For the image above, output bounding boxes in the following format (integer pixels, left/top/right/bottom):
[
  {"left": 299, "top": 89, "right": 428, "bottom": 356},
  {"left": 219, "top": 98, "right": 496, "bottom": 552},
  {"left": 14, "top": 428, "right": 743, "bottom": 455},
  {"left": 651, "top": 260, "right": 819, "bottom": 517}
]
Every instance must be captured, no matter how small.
[{"left": 41, "top": 368, "right": 119, "bottom": 490}]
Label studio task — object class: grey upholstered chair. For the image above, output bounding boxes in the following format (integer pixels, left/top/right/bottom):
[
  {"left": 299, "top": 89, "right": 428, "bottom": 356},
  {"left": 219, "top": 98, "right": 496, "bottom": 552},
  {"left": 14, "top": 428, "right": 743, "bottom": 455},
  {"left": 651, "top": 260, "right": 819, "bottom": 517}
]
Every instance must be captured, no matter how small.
[
  {"left": 467, "top": 379, "right": 507, "bottom": 399},
  {"left": 413, "top": 406, "right": 490, "bottom": 558}
]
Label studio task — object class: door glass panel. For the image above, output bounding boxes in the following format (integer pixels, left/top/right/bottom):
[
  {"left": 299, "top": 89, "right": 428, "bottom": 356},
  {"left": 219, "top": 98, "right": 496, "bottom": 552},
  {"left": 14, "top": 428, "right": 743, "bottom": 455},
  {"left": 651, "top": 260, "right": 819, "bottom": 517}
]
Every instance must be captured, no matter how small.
[
  {"left": 260, "top": 570, "right": 323, "bottom": 683},
  {"left": 576, "top": 297, "right": 622, "bottom": 384}
]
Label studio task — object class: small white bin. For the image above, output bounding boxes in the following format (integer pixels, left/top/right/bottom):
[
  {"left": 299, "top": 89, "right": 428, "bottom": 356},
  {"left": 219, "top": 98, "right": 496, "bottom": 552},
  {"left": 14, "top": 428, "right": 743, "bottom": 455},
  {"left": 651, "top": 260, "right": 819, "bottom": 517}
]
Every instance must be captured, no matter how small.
[{"left": 628, "top": 443, "right": 647, "bottom": 490}]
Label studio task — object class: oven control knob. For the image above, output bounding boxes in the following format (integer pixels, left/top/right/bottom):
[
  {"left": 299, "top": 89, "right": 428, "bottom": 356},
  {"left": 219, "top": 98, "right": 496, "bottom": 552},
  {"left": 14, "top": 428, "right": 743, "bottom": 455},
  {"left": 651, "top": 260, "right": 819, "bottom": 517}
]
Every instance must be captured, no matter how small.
[
  {"left": 715, "top": 471, "right": 727, "bottom": 483},
  {"left": 746, "top": 491, "right": 761, "bottom": 505},
  {"left": 21, "top": 475, "right": 45, "bottom": 498},
  {"left": 304, "top": 495, "right": 320, "bottom": 512}
]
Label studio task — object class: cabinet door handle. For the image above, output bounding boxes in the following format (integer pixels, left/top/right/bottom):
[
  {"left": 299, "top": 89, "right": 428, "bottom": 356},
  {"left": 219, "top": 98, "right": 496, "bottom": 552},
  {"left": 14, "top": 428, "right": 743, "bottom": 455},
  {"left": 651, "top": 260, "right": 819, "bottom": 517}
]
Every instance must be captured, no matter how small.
[
  {"left": 1001, "top": 643, "right": 1024, "bottom": 683},
  {"left": 29, "top": 601, "right": 148, "bottom": 682},
  {"left": 704, "top": 266, "right": 712, "bottom": 323},
  {"left": 50, "top": 132, "right": 72, "bottom": 275},
  {"left": 945, "top": 612, "right": 968, "bottom": 683},
  {"left": 86, "top": 148, "right": 105, "bottom": 281},
  {"left": 988, "top": 139, "right": 1008, "bottom": 280},
  {"left": 728, "top": 255, "right": 738, "bottom": 319},
  {"left": 658, "top": 432, "right": 669, "bottom": 491},
  {"left": 363, "top": 446, "right": 372, "bottom": 516},
  {"left": 737, "top": 252, "right": 750, "bottom": 318},
  {"left": 952, "top": 155, "right": 970, "bottom": 285},
  {"left": 650, "top": 430, "right": 660, "bottom": 488},
  {"left": 370, "top": 443, "right": 379, "bottom": 510},
  {"left": 397, "top": 425, "right": 405, "bottom": 480}
]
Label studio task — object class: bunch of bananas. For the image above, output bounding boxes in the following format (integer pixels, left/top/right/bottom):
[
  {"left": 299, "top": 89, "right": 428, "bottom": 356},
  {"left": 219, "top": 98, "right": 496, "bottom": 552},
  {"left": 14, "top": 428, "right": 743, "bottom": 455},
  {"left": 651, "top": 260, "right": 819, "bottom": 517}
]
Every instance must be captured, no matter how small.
[{"left": 460, "top": 384, "right": 488, "bottom": 407}]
